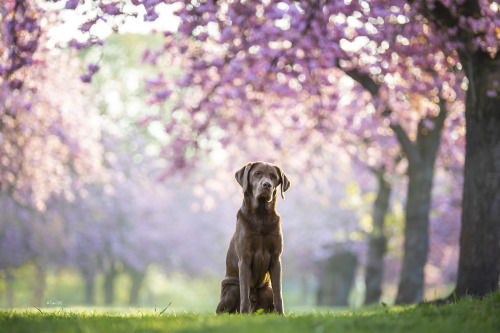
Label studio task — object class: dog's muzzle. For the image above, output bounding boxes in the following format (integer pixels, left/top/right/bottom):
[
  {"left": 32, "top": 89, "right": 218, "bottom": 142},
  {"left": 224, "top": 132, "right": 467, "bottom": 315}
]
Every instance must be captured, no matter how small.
[{"left": 256, "top": 181, "right": 274, "bottom": 202}]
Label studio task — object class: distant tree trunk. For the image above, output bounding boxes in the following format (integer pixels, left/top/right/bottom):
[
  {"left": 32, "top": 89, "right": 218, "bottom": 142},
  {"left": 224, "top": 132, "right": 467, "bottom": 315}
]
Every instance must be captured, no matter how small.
[
  {"left": 104, "top": 263, "right": 117, "bottom": 305},
  {"left": 33, "top": 263, "right": 46, "bottom": 307},
  {"left": 394, "top": 104, "right": 446, "bottom": 304},
  {"left": 84, "top": 274, "right": 95, "bottom": 305},
  {"left": 5, "top": 269, "right": 15, "bottom": 307},
  {"left": 395, "top": 163, "right": 434, "bottom": 303},
  {"left": 346, "top": 68, "right": 448, "bottom": 304},
  {"left": 300, "top": 275, "right": 309, "bottom": 306},
  {"left": 364, "top": 168, "right": 391, "bottom": 305},
  {"left": 317, "top": 251, "right": 358, "bottom": 306},
  {"left": 453, "top": 50, "right": 500, "bottom": 298},
  {"left": 128, "top": 267, "right": 146, "bottom": 306}
]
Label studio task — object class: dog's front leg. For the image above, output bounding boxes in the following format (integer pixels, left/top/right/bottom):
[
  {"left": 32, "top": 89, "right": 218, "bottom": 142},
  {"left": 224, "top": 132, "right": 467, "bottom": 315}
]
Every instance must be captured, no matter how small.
[
  {"left": 238, "top": 258, "right": 251, "bottom": 313},
  {"left": 270, "top": 256, "right": 284, "bottom": 315}
]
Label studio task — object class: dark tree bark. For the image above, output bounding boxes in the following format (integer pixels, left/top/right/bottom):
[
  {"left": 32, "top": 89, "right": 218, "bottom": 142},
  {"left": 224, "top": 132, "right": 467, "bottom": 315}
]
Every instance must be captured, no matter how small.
[
  {"left": 410, "top": 0, "right": 500, "bottom": 301},
  {"left": 394, "top": 105, "right": 446, "bottom": 304},
  {"left": 454, "top": 50, "right": 500, "bottom": 298},
  {"left": 364, "top": 167, "right": 391, "bottom": 305}
]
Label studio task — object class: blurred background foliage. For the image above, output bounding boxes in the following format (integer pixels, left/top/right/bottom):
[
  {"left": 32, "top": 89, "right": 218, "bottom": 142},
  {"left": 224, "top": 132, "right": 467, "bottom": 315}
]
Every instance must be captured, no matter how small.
[{"left": 1, "top": 2, "right": 474, "bottom": 310}]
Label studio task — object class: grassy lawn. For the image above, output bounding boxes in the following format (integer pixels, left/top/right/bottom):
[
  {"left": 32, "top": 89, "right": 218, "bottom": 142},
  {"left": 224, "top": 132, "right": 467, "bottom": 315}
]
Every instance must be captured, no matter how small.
[{"left": 1, "top": 293, "right": 499, "bottom": 333}]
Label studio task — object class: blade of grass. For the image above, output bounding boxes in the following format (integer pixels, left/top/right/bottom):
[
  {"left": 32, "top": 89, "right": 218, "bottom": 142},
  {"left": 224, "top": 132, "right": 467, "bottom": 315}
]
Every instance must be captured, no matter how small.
[{"left": 159, "top": 302, "right": 172, "bottom": 315}]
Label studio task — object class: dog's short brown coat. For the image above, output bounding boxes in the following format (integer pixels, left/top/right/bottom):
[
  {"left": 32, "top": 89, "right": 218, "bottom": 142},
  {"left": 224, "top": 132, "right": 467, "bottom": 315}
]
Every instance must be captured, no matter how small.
[{"left": 216, "top": 162, "right": 290, "bottom": 315}]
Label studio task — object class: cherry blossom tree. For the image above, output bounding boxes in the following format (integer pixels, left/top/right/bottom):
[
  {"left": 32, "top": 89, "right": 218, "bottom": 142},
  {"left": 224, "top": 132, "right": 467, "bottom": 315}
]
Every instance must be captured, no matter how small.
[
  {"left": 417, "top": 0, "right": 500, "bottom": 301},
  {"left": 1, "top": 0, "right": 104, "bottom": 210},
  {"left": 1, "top": 1, "right": 105, "bottom": 306},
  {"left": 3, "top": 0, "right": 495, "bottom": 306},
  {"left": 147, "top": 0, "right": 494, "bottom": 302},
  {"left": 134, "top": 0, "right": 469, "bottom": 304}
]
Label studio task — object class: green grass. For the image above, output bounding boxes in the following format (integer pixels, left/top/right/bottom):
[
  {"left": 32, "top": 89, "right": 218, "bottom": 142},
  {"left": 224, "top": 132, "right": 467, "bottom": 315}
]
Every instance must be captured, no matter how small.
[{"left": 1, "top": 293, "right": 499, "bottom": 333}]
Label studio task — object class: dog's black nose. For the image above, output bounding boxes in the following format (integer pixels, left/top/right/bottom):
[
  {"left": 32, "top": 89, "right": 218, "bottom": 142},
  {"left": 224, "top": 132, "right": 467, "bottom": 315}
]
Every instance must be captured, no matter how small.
[{"left": 262, "top": 181, "right": 272, "bottom": 189}]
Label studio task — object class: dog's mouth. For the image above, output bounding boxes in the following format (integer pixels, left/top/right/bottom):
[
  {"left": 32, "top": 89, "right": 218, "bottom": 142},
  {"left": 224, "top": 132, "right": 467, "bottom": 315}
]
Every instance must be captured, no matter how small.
[{"left": 257, "top": 190, "right": 273, "bottom": 202}]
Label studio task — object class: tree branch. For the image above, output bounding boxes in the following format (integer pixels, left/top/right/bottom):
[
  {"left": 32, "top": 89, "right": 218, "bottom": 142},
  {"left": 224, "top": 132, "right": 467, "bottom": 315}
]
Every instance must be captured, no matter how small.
[
  {"left": 435, "top": 96, "right": 447, "bottom": 130},
  {"left": 343, "top": 68, "right": 420, "bottom": 166},
  {"left": 390, "top": 121, "right": 421, "bottom": 166},
  {"left": 407, "top": 0, "right": 479, "bottom": 41},
  {"left": 344, "top": 69, "right": 380, "bottom": 97}
]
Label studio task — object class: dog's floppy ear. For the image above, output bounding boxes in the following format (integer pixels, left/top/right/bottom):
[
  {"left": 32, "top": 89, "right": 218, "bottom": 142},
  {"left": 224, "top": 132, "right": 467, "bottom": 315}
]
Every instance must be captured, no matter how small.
[
  {"left": 235, "top": 162, "right": 254, "bottom": 193},
  {"left": 275, "top": 166, "right": 291, "bottom": 199}
]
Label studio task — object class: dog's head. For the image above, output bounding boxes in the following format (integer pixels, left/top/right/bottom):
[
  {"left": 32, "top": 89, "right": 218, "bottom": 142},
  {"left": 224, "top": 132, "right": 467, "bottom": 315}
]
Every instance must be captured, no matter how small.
[{"left": 235, "top": 162, "right": 291, "bottom": 203}]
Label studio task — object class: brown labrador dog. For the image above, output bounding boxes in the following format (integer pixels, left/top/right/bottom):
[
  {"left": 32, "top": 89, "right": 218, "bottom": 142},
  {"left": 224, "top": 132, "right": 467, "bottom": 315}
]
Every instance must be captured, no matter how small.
[{"left": 216, "top": 161, "right": 290, "bottom": 315}]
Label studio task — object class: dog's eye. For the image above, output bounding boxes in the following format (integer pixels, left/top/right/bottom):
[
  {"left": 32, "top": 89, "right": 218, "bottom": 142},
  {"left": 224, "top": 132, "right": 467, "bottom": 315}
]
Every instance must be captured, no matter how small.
[{"left": 254, "top": 172, "right": 261, "bottom": 177}]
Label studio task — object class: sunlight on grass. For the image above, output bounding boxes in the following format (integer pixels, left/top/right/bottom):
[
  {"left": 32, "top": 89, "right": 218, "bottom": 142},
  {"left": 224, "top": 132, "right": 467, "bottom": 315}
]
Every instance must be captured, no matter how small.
[{"left": 1, "top": 293, "right": 499, "bottom": 333}]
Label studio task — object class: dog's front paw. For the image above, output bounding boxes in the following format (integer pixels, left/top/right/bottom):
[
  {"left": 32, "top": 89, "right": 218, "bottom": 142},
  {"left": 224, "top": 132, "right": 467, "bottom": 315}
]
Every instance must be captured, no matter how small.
[
  {"left": 274, "top": 304, "right": 285, "bottom": 316},
  {"left": 240, "top": 301, "right": 251, "bottom": 314}
]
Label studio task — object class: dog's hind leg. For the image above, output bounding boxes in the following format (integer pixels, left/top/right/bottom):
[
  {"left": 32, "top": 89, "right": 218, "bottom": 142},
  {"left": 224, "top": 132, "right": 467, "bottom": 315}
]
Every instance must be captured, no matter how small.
[{"left": 216, "top": 277, "right": 240, "bottom": 314}]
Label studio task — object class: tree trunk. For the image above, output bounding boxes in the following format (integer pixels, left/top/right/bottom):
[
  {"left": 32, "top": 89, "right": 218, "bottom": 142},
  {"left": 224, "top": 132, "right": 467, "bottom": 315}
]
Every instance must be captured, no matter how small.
[
  {"left": 300, "top": 275, "right": 309, "bottom": 305},
  {"left": 345, "top": 66, "right": 447, "bottom": 304},
  {"left": 454, "top": 50, "right": 500, "bottom": 297},
  {"left": 364, "top": 168, "right": 391, "bottom": 305},
  {"left": 394, "top": 106, "right": 446, "bottom": 304},
  {"left": 128, "top": 268, "right": 146, "bottom": 306},
  {"left": 104, "top": 263, "right": 116, "bottom": 305},
  {"left": 84, "top": 274, "right": 95, "bottom": 305},
  {"left": 395, "top": 165, "right": 434, "bottom": 304},
  {"left": 5, "top": 269, "right": 15, "bottom": 307},
  {"left": 317, "top": 251, "right": 358, "bottom": 306},
  {"left": 33, "top": 263, "right": 46, "bottom": 307}
]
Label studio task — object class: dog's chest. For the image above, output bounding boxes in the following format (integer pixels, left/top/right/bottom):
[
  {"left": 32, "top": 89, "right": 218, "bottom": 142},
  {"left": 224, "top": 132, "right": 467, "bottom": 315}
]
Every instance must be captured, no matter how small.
[
  {"left": 237, "top": 210, "right": 283, "bottom": 254},
  {"left": 251, "top": 246, "right": 272, "bottom": 276},
  {"left": 246, "top": 230, "right": 283, "bottom": 264},
  {"left": 248, "top": 235, "right": 279, "bottom": 285},
  {"left": 248, "top": 214, "right": 280, "bottom": 236},
  {"left": 257, "top": 221, "right": 278, "bottom": 236}
]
